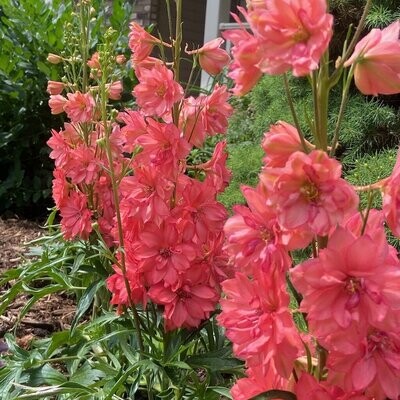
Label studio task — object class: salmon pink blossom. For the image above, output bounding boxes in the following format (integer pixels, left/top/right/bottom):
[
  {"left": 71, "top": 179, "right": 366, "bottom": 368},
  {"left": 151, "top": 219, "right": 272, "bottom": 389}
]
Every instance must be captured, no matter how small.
[
  {"left": 202, "top": 84, "right": 233, "bottom": 136},
  {"left": 134, "top": 220, "right": 198, "bottom": 288},
  {"left": 133, "top": 63, "right": 184, "bottom": 117},
  {"left": 222, "top": 25, "right": 263, "bottom": 95},
  {"left": 186, "top": 38, "right": 230, "bottom": 76},
  {"left": 328, "top": 326, "right": 400, "bottom": 399},
  {"left": 60, "top": 191, "right": 92, "bottom": 240},
  {"left": 247, "top": 0, "right": 333, "bottom": 76},
  {"left": 106, "top": 81, "right": 123, "bottom": 100},
  {"left": 148, "top": 267, "right": 219, "bottom": 330},
  {"left": 106, "top": 265, "right": 146, "bottom": 309},
  {"left": 262, "top": 150, "right": 358, "bottom": 236},
  {"left": 195, "top": 141, "right": 232, "bottom": 192},
  {"left": 382, "top": 149, "right": 400, "bottom": 237},
  {"left": 218, "top": 270, "right": 302, "bottom": 378},
  {"left": 47, "top": 81, "right": 65, "bottom": 95},
  {"left": 64, "top": 91, "right": 95, "bottom": 123},
  {"left": 262, "top": 121, "right": 312, "bottom": 167},
  {"left": 295, "top": 373, "right": 370, "bottom": 400},
  {"left": 128, "top": 22, "right": 165, "bottom": 63},
  {"left": 48, "top": 94, "right": 67, "bottom": 115},
  {"left": 134, "top": 120, "right": 191, "bottom": 177},
  {"left": 344, "top": 21, "right": 400, "bottom": 95},
  {"left": 231, "top": 364, "right": 290, "bottom": 400},
  {"left": 224, "top": 185, "right": 292, "bottom": 275},
  {"left": 291, "top": 226, "right": 400, "bottom": 341}
]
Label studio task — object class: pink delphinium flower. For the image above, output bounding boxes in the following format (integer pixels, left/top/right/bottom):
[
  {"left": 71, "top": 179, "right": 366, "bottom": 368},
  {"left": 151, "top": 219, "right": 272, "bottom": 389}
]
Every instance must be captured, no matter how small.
[
  {"left": 180, "top": 95, "right": 207, "bottom": 147},
  {"left": 186, "top": 38, "right": 230, "bottom": 76},
  {"left": 148, "top": 267, "right": 219, "bottom": 330},
  {"left": 262, "top": 150, "right": 359, "bottom": 236},
  {"left": 119, "top": 166, "right": 173, "bottom": 224},
  {"left": 47, "top": 81, "right": 65, "bottom": 95},
  {"left": 291, "top": 226, "right": 400, "bottom": 340},
  {"left": 218, "top": 270, "right": 302, "bottom": 378},
  {"left": 134, "top": 220, "right": 198, "bottom": 288},
  {"left": 64, "top": 91, "right": 96, "bottom": 123},
  {"left": 328, "top": 325, "right": 400, "bottom": 399},
  {"left": 47, "top": 128, "right": 71, "bottom": 168},
  {"left": 133, "top": 62, "right": 184, "bottom": 118},
  {"left": 382, "top": 149, "right": 400, "bottom": 237},
  {"left": 134, "top": 120, "right": 191, "bottom": 177},
  {"left": 344, "top": 21, "right": 400, "bottom": 96},
  {"left": 174, "top": 179, "right": 228, "bottom": 242},
  {"left": 52, "top": 168, "right": 69, "bottom": 208},
  {"left": 262, "top": 121, "right": 312, "bottom": 167},
  {"left": 87, "top": 52, "right": 101, "bottom": 69},
  {"left": 106, "top": 81, "right": 123, "bottom": 100},
  {"left": 222, "top": 25, "right": 263, "bottom": 95},
  {"left": 295, "top": 373, "right": 371, "bottom": 400},
  {"left": 117, "top": 110, "right": 147, "bottom": 152},
  {"left": 60, "top": 191, "right": 92, "bottom": 240},
  {"left": 128, "top": 22, "right": 164, "bottom": 63},
  {"left": 48, "top": 94, "right": 67, "bottom": 115},
  {"left": 231, "top": 364, "right": 290, "bottom": 400},
  {"left": 248, "top": 0, "right": 333, "bottom": 76},
  {"left": 202, "top": 84, "right": 233, "bottom": 136},
  {"left": 195, "top": 141, "right": 232, "bottom": 192},
  {"left": 224, "top": 185, "right": 292, "bottom": 275},
  {"left": 66, "top": 145, "right": 99, "bottom": 185},
  {"left": 115, "top": 54, "right": 126, "bottom": 64},
  {"left": 106, "top": 265, "right": 146, "bottom": 309}
]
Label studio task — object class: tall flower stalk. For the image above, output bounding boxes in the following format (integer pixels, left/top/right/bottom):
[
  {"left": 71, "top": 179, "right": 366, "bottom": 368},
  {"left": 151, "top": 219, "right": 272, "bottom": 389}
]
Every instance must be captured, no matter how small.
[{"left": 219, "top": 1, "right": 400, "bottom": 399}]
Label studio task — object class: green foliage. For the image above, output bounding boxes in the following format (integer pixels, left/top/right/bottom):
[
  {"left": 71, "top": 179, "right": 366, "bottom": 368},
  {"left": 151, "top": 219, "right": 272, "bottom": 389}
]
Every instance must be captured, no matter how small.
[
  {"left": 0, "top": 219, "right": 241, "bottom": 399},
  {"left": 0, "top": 0, "right": 133, "bottom": 217},
  {"left": 218, "top": 144, "right": 264, "bottom": 210},
  {"left": 227, "top": 75, "right": 313, "bottom": 146}
]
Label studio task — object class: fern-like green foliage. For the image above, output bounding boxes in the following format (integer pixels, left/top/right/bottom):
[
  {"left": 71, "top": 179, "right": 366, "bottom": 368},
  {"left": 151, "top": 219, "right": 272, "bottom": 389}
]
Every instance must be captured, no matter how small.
[{"left": 218, "top": 144, "right": 264, "bottom": 210}]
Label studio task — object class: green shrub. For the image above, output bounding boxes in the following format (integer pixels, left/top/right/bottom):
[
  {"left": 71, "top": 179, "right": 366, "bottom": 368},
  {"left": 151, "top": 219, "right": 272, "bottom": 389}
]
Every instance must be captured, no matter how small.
[
  {"left": 219, "top": 144, "right": 264, "bottom": 210},
  {"left": 0, "top": 0, "right": 133, "bottom": 217}
]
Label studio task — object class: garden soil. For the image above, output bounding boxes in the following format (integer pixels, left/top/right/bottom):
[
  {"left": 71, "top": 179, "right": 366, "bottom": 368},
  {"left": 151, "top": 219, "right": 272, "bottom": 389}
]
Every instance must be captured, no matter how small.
[{"left": 0, "top": 218, "right": 75, "bottom": 348}]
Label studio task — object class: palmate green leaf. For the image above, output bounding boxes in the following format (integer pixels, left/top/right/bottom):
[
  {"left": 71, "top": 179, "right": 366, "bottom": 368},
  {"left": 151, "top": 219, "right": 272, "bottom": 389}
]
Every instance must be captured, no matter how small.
[
  {"left": 26, "top": 364, "right": 67, "bottom": 386},
  {"left": 70, "top": 361, "right": 105, "bottom": 386}
]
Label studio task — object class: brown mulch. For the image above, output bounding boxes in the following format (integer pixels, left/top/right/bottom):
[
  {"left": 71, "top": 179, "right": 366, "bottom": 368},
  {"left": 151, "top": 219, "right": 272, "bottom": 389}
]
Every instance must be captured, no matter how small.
[{"left": 0, "top": 218, "right": 76, "bottom": 347}]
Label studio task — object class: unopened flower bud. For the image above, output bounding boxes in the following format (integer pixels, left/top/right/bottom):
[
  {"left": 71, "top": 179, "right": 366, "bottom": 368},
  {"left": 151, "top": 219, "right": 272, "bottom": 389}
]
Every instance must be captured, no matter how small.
[
  {"left": 116, "top": 54, "right": 126, "bottom": 65},
  {"left": 47, "top": 53, "right": 63, "bottom": 64},
  {"left": 335, "top": 56, "right": 342, "bottom": 69}
]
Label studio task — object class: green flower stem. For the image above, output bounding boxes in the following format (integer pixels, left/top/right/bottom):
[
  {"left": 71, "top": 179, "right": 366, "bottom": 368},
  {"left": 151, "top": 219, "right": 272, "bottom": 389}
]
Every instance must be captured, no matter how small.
[
  {"left": 361, "top": 190, "right": 376, "bottom": 235},
  {"left": 329, "top": 0, "right": 373, "bottom": 84},
  {"left": 330, "top": 64, "right": 355, "bottom": 156},
  {"left": 311, "top": 70, "right": 321, "bottom": 148},
  {"left": 172, "top": 0, "right": 183, "bottom": 125},
  {"left": 315, "top": 52, "right": 330, "bottom": 151},
  {"left": 283, "top": 74, "right": 309, "bottom": 153},
  {"left": 79, "top": 1, "right": 90, "bottom": 145},
  {"left": 99, "top": 56, "right": 145, "bottom": 355},
  {"left": 316, "top": 344, "right": 328, "bottom": 380}
]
